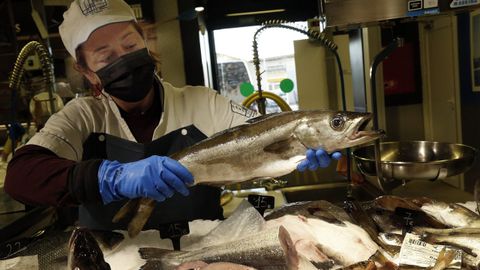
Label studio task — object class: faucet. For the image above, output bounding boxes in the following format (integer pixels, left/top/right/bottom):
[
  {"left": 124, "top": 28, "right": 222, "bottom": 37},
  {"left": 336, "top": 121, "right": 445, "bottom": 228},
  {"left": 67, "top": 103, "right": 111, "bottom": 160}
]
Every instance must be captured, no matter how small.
[
  {"left": 9, "top": 41, "right": 56, "bottom": 117},
  {"left": 8, "top": 41, "right": 56, "bottom": 155}
]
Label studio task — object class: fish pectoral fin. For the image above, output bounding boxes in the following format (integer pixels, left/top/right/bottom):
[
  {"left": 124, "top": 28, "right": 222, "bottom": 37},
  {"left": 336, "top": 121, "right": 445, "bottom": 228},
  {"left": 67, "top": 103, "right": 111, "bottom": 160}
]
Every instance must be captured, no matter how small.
[
  {"left": 127, "top": 198, "right": 156, "bottom": 238},
  {"left": 264, "top": 136, "right": 295, "bottom": 154},
  {"left": 313, "top": 211, "right": 344, "bottom": 225}
]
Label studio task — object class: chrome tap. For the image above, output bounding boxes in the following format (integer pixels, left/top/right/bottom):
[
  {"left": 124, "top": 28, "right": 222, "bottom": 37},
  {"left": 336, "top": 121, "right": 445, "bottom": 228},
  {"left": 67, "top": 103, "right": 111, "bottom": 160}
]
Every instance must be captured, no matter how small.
[{"left": 9, "top": 41, "right": 56, "bottom": 116}]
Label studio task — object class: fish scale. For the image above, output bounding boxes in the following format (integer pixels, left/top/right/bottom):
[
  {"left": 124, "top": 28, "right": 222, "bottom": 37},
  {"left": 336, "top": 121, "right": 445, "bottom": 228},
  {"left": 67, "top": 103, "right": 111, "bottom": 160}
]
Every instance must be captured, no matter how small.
[{"left": 2, "top": 231, "right": 71, "bottom": 270}]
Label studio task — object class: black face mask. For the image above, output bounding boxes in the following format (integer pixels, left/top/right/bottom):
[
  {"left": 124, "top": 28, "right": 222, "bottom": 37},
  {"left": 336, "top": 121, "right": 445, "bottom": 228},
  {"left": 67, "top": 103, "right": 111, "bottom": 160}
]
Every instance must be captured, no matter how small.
[{"left": 96, "top": 48, "right": 155, "bottom": 102}]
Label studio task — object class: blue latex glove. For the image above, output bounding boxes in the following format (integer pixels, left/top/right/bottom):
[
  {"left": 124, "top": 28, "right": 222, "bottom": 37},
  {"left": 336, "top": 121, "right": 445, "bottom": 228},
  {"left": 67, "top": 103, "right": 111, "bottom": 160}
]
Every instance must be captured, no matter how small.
[
  {"left": 297, "top": 149, "right": 342, "bottom": 172},
  {"left": 98, "top": 156, "right": 194, "bottom": 204}
]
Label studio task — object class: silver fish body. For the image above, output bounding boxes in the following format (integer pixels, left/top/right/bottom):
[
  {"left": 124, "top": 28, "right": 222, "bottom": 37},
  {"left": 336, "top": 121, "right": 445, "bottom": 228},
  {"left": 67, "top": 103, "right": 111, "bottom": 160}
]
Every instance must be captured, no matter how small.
[
  {"left": 176, "top": 261, "right": 257, "bottom": 270},
  {"left": 117, "top": 110, "right": 383, "bottom": 237},
  {"left": 173, "top": 110, "right": 382, "bottom": 185},
  {"left": 139, "top": 227, "right": 286, "bottom": 270},
  {"left": 421, "top": 232, "right": 480, "bottom": 267},
  {"left": 424, "top": 233, "right": 480, "bottom": 255},
  {"left": 264, "top": 200, "right": 379, "bottom": 267},
  {"left": 416, "top": 200, "right": 480, "bottom": 228},
  {"left": 264, "top": 200, "right": 353, "bottom": 223}
]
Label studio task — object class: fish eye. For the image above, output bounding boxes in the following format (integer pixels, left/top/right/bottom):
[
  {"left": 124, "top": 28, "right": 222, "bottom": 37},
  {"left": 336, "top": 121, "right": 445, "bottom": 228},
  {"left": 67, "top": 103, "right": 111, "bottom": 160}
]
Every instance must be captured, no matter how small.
[{"left": 330, "top": 115, "right": 345, "bottom": 130}]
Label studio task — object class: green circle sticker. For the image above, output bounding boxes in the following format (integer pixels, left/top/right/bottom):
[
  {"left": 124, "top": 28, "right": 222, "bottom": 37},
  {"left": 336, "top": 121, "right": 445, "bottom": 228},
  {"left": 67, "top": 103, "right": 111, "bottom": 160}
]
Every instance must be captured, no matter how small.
[
  {"left": 280, "top": 79, "right": 294, "bottom": 93},
  {"left": 240, "top": 82, "right": 255, "bottom": 97}
]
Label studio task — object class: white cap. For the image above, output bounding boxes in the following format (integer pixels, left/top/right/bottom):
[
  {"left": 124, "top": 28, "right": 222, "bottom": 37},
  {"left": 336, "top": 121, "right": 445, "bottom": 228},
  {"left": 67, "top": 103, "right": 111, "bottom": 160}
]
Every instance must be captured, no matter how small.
[{"left": 59, "top": 0, "right": 137, "bottom": 60}]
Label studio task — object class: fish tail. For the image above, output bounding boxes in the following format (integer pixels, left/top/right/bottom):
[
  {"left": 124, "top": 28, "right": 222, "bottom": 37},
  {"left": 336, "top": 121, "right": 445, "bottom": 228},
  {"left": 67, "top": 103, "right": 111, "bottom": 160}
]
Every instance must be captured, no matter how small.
[
  {"left": 278, "top": 225, "right": 298, "bottom": 268},
  {"left": 430, "top": 248, "right": 456, "bottom": 270},
  {"left": 369, "top": 250, "right": 398, "bottom": 270},
  {"left": 128, "top": 199, "right": 156, "bottom": 238},
  {"left": 365, "top": 261, "right": 377, "bottom": 270},
  {"left": 278, "top": 225, "right": 328, "bottom": 270},
  {"left": 113, "top": 199, "right": 139, "bottom": 223}
]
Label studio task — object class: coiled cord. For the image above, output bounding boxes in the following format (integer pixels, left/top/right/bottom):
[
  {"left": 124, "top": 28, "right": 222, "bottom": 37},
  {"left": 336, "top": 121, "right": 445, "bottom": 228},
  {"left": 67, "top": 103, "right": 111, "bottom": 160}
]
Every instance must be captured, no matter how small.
[
  {"left": 9, "top": 41, "right": 53, "bottom": 91},
  {"left": 251, "top": 19, "right": 350, "bottom": 182},
  {"left": 8, "top": 41, "right": 54, "bottom": 155},
  {"left": 251, "top": 19, "right": 345, "bottom": 113}
]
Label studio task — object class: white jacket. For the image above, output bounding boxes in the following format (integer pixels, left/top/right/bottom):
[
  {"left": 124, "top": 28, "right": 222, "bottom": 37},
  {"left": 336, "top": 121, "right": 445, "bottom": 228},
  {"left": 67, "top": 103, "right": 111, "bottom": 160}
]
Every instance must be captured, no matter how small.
[{"left": 27, "top": 80, "right": 257, "bottom": 161}]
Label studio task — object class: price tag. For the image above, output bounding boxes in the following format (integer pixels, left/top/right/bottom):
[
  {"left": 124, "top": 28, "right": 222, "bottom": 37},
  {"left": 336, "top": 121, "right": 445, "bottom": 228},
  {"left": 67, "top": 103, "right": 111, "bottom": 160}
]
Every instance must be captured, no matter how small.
[
  {"left": 399, "top": 233, "right": 462, "bottom": 268},
  {"left": 247, "top": 194, "right": 275, "bottom": 216},
  {"left": 158, "top": 221, "right": 190, "bottom": 250}
]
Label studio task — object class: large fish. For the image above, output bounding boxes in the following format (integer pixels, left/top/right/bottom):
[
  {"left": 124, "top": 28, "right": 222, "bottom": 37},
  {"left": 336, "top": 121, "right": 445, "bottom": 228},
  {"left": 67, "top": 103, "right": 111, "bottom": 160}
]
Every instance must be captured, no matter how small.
[
  {"left": 138, "top": 226, "right": 287, "bottom": 270},
  {"left": 372, "top": 196, "right": 448, "bottom": 229},
  {"left": 265, "top": 200, "right": 379, "bottom": 267},
  {"left": 420, "top": 231, "right": 480, "bottom": 268},
  {"left": 139, "top": 200, "right": 381, "bottom": 269},
  {"left": 115, "top": 110, "right": 384, "bottom": 237},
  {"left": 264, "top": 213, "right": 379, "bottom": 267},
  {"left": 344, "top": 200, "right": 399, "bottom": 255},
  {"left": 411, "top": 198, "right": 480, "bottom": 228}
]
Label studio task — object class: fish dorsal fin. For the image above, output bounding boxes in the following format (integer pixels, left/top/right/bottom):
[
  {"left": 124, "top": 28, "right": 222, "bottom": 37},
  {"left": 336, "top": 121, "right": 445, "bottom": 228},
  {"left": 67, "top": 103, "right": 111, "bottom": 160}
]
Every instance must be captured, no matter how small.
[
  {"left": 312, "top": 210, "right": 345, "bottom": 225},
  {"left": 263, "top": 136, "right": 295, "bottom": 154},
  {"left": 246, "top": 112, "right": 282, "bottom": 124}
]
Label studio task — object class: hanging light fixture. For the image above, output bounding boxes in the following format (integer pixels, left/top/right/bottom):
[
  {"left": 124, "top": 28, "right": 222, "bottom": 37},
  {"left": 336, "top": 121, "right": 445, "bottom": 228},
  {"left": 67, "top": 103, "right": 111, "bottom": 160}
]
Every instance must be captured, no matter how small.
[{"left": 194, "top": 0, "right": 205, "bottom": 12}]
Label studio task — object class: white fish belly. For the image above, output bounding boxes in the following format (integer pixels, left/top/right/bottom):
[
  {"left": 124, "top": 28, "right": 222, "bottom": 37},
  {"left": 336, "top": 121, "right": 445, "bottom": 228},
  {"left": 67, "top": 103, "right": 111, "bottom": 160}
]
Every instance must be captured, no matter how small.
[{"left": 265, "top": 215, "right": 378, "bottom": 267}]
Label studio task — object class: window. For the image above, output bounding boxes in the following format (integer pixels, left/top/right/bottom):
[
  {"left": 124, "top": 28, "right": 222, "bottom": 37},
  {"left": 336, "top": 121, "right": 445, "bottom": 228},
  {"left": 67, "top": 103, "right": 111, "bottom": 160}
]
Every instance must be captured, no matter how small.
[{"left": 213, "top": 23, "right": 307, "bottom": 113}]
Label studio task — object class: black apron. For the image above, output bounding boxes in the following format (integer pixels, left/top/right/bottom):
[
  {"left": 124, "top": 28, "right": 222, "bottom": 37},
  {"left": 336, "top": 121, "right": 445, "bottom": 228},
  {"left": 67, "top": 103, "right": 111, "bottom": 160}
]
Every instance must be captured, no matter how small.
[{"left": 78, "top": 125, "right": 223, "bottom": 230}]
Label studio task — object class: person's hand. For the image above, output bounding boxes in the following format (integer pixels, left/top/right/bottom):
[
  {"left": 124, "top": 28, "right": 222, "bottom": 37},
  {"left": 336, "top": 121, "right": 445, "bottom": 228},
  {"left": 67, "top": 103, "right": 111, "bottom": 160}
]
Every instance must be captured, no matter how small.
[
  {"left": 98, "top": 156, "right": 193, "bottom": 204},
  {"left": 297, "top": 149, "right": 342, "bottom": 172}
]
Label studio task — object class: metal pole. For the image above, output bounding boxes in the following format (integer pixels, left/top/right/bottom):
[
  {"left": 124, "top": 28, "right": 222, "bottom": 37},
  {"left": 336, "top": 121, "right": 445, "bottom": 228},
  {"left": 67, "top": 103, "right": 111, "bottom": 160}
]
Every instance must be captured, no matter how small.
[{"left": 369, "top": 37, "right": 404, "bottom": 192}]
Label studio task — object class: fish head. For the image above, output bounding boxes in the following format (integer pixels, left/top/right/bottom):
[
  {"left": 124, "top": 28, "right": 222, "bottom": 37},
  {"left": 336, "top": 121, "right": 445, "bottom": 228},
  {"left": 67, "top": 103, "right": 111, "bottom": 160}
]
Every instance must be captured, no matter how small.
[
  {"left": 295, "top": 111, "right": 384, "bottom": 152},
  {"left": 67, "top": 227, "right": 111, "bottom": 270}
]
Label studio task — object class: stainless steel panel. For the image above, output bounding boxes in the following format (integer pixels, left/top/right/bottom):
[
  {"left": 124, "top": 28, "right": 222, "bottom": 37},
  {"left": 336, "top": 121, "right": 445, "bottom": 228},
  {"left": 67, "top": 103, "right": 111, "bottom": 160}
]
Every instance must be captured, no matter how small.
[
  {"left": 324, "top": 0, "right": 480, "bottom": 29},
  {"left": 325, "top": 0, "right": 408, "bottom": 28}
]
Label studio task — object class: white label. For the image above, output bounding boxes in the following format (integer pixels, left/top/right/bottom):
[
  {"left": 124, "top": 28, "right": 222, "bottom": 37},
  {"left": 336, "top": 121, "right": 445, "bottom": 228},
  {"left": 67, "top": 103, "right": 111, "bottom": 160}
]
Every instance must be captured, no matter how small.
[
  {"left": 399, "top": 233, "right": 462, "bottom": 269},
  {"left": 424, "top": 0, "right": 439, "bottom": 8},
  {"left": 230, "top": 101, "right": 256, "bottom": 118},
  {"left": 408, "top": 0, "right": 423, "bottom": 11}
]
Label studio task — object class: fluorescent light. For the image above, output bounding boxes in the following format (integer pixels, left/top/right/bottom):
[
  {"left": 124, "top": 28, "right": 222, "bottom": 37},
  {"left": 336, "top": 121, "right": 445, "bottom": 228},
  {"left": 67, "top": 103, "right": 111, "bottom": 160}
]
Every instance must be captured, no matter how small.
[
  {"left": 226, "top": 9, "right": 286, "bottom": 17},
  {"left": 195, "top": 6, "right": 205, "bottom": 12}
]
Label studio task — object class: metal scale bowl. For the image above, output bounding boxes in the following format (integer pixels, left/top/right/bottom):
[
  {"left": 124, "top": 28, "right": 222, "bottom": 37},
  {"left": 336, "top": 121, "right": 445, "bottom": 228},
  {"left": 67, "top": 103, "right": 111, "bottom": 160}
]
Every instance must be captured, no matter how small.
[
  {"left": 353, "top": 141, "right": 477, "bottom": 183},
  {"left": 351, "top": 38, "right": 477, "bottom": 191}
]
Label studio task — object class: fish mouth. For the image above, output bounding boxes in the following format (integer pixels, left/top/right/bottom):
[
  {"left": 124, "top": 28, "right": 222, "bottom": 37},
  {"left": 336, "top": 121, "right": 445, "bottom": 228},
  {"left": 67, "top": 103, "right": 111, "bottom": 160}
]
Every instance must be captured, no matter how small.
[{"left": 348, "top": 116, "right": 385, "bottom": 140}]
